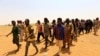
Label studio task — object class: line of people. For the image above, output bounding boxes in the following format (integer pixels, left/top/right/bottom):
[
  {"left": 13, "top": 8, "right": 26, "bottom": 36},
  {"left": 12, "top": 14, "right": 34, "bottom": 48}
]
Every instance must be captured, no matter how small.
[{"left": 6, "top": 17, "right": 100, "bottom": 56}]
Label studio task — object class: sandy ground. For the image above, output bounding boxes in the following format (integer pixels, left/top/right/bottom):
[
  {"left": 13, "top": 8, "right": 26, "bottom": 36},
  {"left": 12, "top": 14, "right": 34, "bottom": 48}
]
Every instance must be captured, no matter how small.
[{"left": 0, "top": 25, "right": 100, "bottom": 56}]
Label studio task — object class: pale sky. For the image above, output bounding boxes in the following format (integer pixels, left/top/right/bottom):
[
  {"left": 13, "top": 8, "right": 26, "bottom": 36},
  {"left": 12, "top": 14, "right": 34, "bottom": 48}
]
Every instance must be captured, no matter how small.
[{"left": 0, "top": 0, "right": 100, "bottom": 25}]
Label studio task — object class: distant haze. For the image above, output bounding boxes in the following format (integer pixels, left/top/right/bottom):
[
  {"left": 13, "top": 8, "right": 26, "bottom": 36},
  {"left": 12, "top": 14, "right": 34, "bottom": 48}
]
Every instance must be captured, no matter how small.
[{"left": 0, "top": 0, "right": 100, "bottom": 25}]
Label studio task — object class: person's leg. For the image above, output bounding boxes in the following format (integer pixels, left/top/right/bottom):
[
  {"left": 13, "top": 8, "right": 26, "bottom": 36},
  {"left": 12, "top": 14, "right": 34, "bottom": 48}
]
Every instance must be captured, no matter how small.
[
  {"left": 88, "top": 27, "right": 90, "bottom": 33},
  {"left": 47, "top": 35, "right": 52, "bottom": 45},
  {"left": 32, "top": 41, "right": 38, "bottom": 55},
  {"left": 79, "top": 28, "right": 81, "bottom": 34},
  {"left": 45, "top": 36, "right": 48, "bottom": 49},
  {"left": 20, "top": 32, "right": 24, "bottom": 42},
  {"left": 67, "top": 42, "right": 70, "bottom": 50},
  {"left": 86, "top": 28, "right": 88, "bottom": 33},
  {"left": 80, "top": 28, "right": 82, "bottom": 34},
  {"left": 14, "top": 37, "right": 21, "bottom": 51},
  {"left": 37, "top": 32, "right": 41, "bottom": 42},
  {"left": 70, "top": 35, "right": 73, "bottom": 45},
  {"left": 77, "top": 28, "right": 79, "bottom": 37},
  {"left": 62, "top": 39, "right": 66, "bottom": 48},
  {"left": 82, "top": 28, "right": 84, "bottom": 34},
  {"left": 87, "top": 27, "right": 89, "bottom": 33},
  {"left": 67, "top": 37, "right": 70, "bottom": 49},
  {"left": 73, "top": 30, "right": 77, "bottom": 42},
  {"left": 44, "top": 35, "right": 48, "bottom": 49},
  {"left": 40, "top": 32, "right": 44, "bottom": 39},
  {"left": 49, "top": 29, "right": 52, "bottom": 37},
  {"left": 81, "top": 28, "right": 83, "bottom": 34},
  {"left": 94, "top": 27, "right": 96, "bottom": 35},
  {"left": 57, "top": 46, "right": 61, "bottom": 56},
  {"left": 25, "top": 42, "right": 30, "bottom": 56},
  {"left": 67, "top": 42, "right": 71, "bottom": 54},
  {"left": 95, "top": 28, "right": 97, "bottom": 35},
  {"left": 57, "top": 40, "right": 62, "bottom": 56},
  {"left": 51, "top": 33, "right": 55, "bottom": 44},
  {"left": 90, "top": 26, "right": 92, "bottom": 32}
]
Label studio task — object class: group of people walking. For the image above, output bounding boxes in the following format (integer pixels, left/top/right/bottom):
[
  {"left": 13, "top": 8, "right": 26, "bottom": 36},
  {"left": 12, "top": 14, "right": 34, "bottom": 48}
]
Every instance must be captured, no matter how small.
[{"left": 6, "top": 17, "right": 100, "bottom": 56}]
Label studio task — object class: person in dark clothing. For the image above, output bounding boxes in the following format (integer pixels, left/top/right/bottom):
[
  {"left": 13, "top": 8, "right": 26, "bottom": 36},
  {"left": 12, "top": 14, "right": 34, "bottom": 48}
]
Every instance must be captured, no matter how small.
[
  {"left": 54, "top": 18, "right": 64, "bottom": 56},
  {"left": 88, "top": 19, "right": 93, "bottom": 32},
  {"left": 50, "top": 19, "right": 56, "bottom": 44},
  {"left": 85, "top": 20, "right": 91, "bottom": 33},
  {"left": 79, "top": 19, "right": 85, "bottom": 34},
  {"left": 6, "top": 20, "right": 21, "bottom": 52}
]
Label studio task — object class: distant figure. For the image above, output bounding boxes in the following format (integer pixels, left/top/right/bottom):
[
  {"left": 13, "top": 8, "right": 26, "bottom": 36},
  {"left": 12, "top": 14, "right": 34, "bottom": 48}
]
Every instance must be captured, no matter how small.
[
  {"left": 50, "top": 19, "right": 56, "bottom": 44},
  {"left": 36, "top": 20, "right": 44, "bottom": 43},
  {"left": 85, "top": 20, "right": 89, "bottom": 33},
  {"left": 24, "top": 19, "right": 38, "bottom": 56},
  {"left": 75, "top": 18, "right": 80, "bottom": 37},
  {"left": 6, "top": 20, "right": 21, "bottom": 52},
  {"left": 93, "top": 17, "right": 99, "bottom": 35},
  {"left": 54, "top": 18, "right": 64, "bottom": 56},
  {"left": 43, "top": 18, "right": 51, "bottom": 49},
  {"left": 17, "top": 20, "right": 25, "bottom": 42},
  {"left": 88, "top": 19, "right": 93, "bottom": 32},
  {"left": 63, "top": 18, "right": 73, "bottom": 52},
  {"left": 73, "top": 18, "right": 80, "bottom": 41},
  {"left": 79, "top": 19, "right": 85, "bottom": 34},
  {"left": 71, "top": 19, "right": 77, "bottom": 41}
]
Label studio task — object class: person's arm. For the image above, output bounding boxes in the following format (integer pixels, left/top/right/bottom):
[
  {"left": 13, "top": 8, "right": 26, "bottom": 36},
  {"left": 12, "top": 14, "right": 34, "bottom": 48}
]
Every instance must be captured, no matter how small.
[
  {"left": 6, "top": 28, "right": 13, "bottom": 37},
  {"left": 25, "top": 33, "right": 33, "bottom": 40},
  {"left": 6, "top": 31, "right": 12, "bottom": 37}
]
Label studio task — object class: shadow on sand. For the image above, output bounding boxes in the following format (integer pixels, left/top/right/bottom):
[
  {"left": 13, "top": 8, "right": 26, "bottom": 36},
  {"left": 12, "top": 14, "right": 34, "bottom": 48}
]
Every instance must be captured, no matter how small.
[
  {"left": 40, "top": 47, "right": 49, "bottom": 53},
  {"left": 94, "top": 34, "right": 99, "bottom": 36},
  {"left": 4, "top": 49, "right": 18, "bottom": 56},
  {"left": 61, "top": 48, "right": 72, "bottom": 55}
]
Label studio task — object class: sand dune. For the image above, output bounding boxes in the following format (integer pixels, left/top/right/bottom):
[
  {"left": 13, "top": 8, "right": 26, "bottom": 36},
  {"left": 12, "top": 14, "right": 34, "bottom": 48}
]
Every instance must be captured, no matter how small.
[{"left": 0, "top": 25, "right": 100, "bottom": 56}]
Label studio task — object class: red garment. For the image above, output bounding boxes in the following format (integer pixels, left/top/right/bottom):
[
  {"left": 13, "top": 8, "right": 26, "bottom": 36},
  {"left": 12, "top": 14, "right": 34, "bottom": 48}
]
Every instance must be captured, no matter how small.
[
  {"left": 64, "top": 23, "right": 72, "bottom": 43},
  {"left": 37, "top": 24, "right": 42, "bottom": 32}
]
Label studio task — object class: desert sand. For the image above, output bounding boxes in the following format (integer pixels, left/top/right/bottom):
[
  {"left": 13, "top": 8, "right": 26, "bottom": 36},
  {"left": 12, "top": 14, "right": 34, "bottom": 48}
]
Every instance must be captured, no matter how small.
[{"left": 0, "top": 25, "right": 100, "bottom": 56}]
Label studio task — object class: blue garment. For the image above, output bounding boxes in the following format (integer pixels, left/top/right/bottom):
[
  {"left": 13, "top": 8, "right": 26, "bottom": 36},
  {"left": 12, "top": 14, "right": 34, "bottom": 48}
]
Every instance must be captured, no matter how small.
[{"left": 54, "top": 24, "right": 64, "bottom": 40}]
